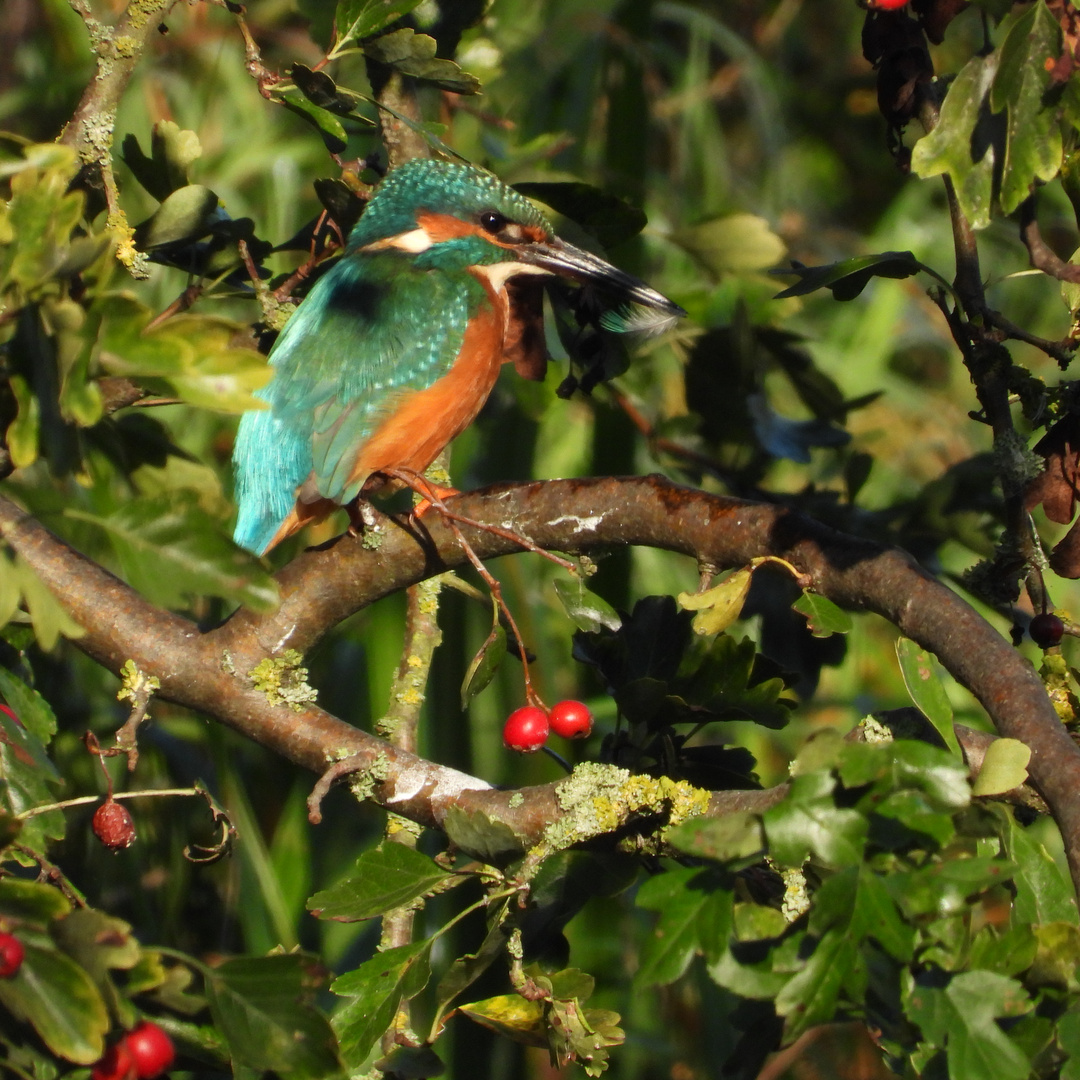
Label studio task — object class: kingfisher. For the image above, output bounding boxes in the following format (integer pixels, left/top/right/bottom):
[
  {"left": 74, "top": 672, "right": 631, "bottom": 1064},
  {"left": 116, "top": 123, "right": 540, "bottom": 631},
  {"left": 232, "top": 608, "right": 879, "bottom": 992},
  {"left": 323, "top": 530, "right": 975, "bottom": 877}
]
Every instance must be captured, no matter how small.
[{"left": 232, "top": 158, "right": 683, "bottom": 556}]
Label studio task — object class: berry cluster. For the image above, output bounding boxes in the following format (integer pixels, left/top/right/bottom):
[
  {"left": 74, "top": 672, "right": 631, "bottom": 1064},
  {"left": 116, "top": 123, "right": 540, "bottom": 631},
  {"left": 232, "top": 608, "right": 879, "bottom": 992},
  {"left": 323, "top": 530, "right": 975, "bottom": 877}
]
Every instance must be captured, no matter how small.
[
  {"left": 503, "top": 700, "right": 593, "bottom": 753},
  {"left": 91, "top": 1021, "right": 175, "bottom": 1080}
]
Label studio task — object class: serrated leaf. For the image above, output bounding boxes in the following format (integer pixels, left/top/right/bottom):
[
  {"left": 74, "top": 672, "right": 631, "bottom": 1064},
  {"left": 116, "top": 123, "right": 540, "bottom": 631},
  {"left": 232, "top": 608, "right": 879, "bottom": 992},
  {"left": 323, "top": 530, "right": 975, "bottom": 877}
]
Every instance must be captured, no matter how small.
[
  {"left": 362, "top": 28, "right": 481, "bottom": 94},
  {"left": 775, "top": 929, "right": 859, "bottom": 1041},
  {"left": 911, "top": 54, "right": 999, "bottom": 229},
  {"left": 307, "top": 842, "right": 454, "bottom": 921},
  {"left": 635, "top": 866, "right": 733, "bottom": 984},
  {"left": 906, "top": 970, "right": 1031, "bottom": 1080},
  {"left": 0, "top": 549, "right": 20, "bottom": 630},
  {"left": 0, "top": 942, "right": 109, "bottom": 1064},
  {"left": 553, "top": 580, "right": 622, "bottom": 633},
  {"left": 335, "top": 0, "right": 426, "bottom": 45},
  {"left": 206, "top": 954, "right": 338, "bottom": 1077},
  {"left": 896, "top": 638, "right": 961, "bottom": 758},
  {"left": 678, "top": 569, "right": 751, "bottom": 636},
  {"left": 0, "top": 667, "right": 57, "bottom": 743},
  {"left": 994, "top": 803, "right": 1079, "bottom": 926},
  {"left": 791, "top": 591, "right": 853, "bottom": 637},
  {"left": 65, "top": 492, "right": 279, "bottom": 613},
  {"left": 773, "top": 251, "right": 923, "bottom": 300},
  {"left": 14, "top": 556, "right": 84, "bottom": 650},
  {"left": 332, "top": 941, "right": 432, "bottom": 1068},
  {"left": 971, "top": 737, "right": 1030, "bottom": 796}
]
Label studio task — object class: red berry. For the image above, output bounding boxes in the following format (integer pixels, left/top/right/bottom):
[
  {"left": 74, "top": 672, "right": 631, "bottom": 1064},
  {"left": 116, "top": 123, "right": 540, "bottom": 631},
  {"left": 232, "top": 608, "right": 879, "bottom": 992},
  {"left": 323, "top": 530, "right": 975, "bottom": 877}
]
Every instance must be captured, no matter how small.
[
  {"left": 867, "top": 0, "right": 911, "bottom": 8},
  {"left": 503, "top": 706, "right": 549, "bottom": 753},
  {"left": 0, "top": 933, "right": 23, "bottom": 978},
  {"left": 548, "top": 699, "right": 593, "bottom": 740},
  {"left": 91, "top": 1041, "right": 136, "bottom": 1080},
  {"left": 93, "top": 800, "right": 137, "bottom": 850},
  {"left": 124, "top": 1021, "right": 175, "bottom": 1080},
  {"left": 1030, "top": 612, "right": 1065, "bottom": 649}
]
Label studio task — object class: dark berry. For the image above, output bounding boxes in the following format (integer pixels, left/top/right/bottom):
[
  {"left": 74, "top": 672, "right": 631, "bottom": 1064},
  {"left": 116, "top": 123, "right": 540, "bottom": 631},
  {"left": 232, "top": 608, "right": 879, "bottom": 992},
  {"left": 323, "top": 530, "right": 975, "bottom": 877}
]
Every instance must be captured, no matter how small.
[
  {"left": 91, "top": 1040, "right": 136, "bottom": 1080},
  {"left": 0, "top": 933, "right": 23, "bottom": 978},
  {"left": 548, "top": 699, "right": 593, "bottom": 740},
  {"left": 124, "top": 1021, "right": 175, "bottom": 1079},
  {"left": 503, "top": 706, "right": 549, "bottom": 753},
  {"left": 93, "top": 800, "right": 137, "bottom": 849},
  {"left": 1030, "top": 612, "right": 1065, "bottom": 649}
]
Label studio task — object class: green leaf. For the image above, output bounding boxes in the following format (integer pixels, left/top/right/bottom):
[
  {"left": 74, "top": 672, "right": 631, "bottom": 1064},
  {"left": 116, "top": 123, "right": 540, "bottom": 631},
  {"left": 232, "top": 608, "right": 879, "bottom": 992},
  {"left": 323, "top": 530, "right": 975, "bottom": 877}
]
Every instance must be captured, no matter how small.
[
  {"left": 677, "top": 570, "right": 751, "bottom": 636},
  {"left": 837, "top": 739, "right": 970, "bottom": 810},
  {"left": 1030, "top": 921, "right": 1080, "bottom": 989},
  {"left": 994, "top": 803, "right": 1079, "bottom": 926},
  {"left": 290, "top": 64, "right": 368, "bottom": 117},
  {"left": 673, "top": 214, "right": 786, "bottom": 277},
  {"left": 461, "top": 623, "right": 507, "bottom": 709},
  {"left": 120, "top": 121, "right": 203, "bottom": 202},
  {"left": 205, "top": 954, "right": 339, "bottom": 1077},
  {"left": 791, "top": 592, "right": 852, "bottom": 637},
  {"left": 459, "top": 993, "right": 547, "bottom": 1047},
  {"left": 512, "top": 182, "right": 647, "bottom": 250},
  {"left": 362, "top": 29, "right": 481, "bottom": 94},
  {"left": 442, "top": 806, "right": 526, "bottom": 863},
  {"left": 0, "top": 942, "right": 109, "bottom": 1064},
  {"left": 335, "top": 0, "right": 426, "bottom": 45},
  {"left": 772, "top": 251, "right": 924, "bottom": 300},
  {"left": 6, "top": 374, "right": 40, "bottom": 468},
  {"left": 0, "top": 687, "right": 64, "bottom": 849},
  {"left": 906, "top": 970, "right": 1032, "bottom": 1080},
  {"left": 762, "top": 771, "right": 867, "bottom": 869},
  {"left": 635, "top": 866, "right": 733, "bottom": 984},
  {"left": 133, "top": 185, "right": 222, "bottom": 249},
  {"left": 0, "top": 878, "right": 71, "bottom": 924},
  {"left": 332, "top": 941, "right": 432, "bottom": 1069},
  {"left": 665, "top": 811, "right": 764, "bottom": 865},
  {"left": 13, "top": 556, "right": 84, "bottom": 651},
  {"left": 279, "top": 93, "right": 349, "bottom": 154},
  {"left": 0, "top": 667, "right": 57, "bottom": 743},
  {"left": 307, "top": 843, "right": 454, "bottom": 922},
  {"left": 97, "top": 294, "right": 271, "bottom": 414},
  {"left": 775, "top": 929, "right": 860, "bottom": 1041},
  {"left": 65, "top": 491, "right": 279, "bottom": 614},
  {"left": 911, "top": 54, "right": 999, "bottom": 229},
  {"left": 895, "top": 638, "right": 961, "bottom": 758},
  {"left": 989, "top": 0, "right": 1063, "bottom": 213},
  {"left": 971, "top": 738, "right": 1030, "bottom": 796},
  {"left": 433, "top": 913, "right": 509, "bottom": 1018},
  {"left": 553, "top": 580, "right": 622, "bottom": 633}
]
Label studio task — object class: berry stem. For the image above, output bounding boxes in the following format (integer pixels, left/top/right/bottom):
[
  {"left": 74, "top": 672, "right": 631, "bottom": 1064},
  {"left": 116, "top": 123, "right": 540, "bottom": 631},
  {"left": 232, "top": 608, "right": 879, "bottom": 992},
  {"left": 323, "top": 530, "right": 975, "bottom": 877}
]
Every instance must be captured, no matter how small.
[{"left": 541, "top": 745, "right": 573, "bottom": 773}]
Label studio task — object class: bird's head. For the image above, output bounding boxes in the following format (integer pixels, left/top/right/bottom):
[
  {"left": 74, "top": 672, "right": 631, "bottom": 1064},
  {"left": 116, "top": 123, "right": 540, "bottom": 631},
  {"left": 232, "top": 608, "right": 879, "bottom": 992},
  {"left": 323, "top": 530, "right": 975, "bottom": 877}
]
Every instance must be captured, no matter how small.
[{"left": 348, "top": 158, "right": 683, "bottom": 329}]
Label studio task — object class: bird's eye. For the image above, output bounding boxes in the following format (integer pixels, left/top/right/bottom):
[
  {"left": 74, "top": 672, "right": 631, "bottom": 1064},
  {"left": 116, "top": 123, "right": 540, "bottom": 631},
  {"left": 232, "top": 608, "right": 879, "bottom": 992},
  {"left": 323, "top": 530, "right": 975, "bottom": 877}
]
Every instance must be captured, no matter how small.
[{"left": 479, "top": 211, "right": 507, "bottom": 235}]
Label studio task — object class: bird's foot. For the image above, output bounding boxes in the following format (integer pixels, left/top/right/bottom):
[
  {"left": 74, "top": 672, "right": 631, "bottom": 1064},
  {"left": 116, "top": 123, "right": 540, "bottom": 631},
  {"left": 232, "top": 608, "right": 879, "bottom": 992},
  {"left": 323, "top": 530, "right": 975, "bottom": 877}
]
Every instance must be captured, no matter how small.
[{"left": 345, "top": 499, "right": 380, "bottom": 538}]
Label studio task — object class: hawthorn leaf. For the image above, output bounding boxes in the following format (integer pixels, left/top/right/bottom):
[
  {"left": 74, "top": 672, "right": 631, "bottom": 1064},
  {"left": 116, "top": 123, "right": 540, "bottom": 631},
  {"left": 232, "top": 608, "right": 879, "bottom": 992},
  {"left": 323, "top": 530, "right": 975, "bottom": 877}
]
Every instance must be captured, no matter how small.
[
  {"left": 332, "top": 941, "right": 432, "bottom": 1068},
  {"left": 307, "top": 843, "right": 454, "bottom": 922}
]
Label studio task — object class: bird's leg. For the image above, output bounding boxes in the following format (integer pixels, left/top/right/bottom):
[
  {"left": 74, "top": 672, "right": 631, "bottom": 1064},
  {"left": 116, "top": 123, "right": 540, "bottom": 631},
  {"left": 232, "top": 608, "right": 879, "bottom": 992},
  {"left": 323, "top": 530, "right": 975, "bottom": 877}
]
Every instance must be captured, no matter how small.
[{"left": 380, "top": 467, "right": 578, "bottom": 575}]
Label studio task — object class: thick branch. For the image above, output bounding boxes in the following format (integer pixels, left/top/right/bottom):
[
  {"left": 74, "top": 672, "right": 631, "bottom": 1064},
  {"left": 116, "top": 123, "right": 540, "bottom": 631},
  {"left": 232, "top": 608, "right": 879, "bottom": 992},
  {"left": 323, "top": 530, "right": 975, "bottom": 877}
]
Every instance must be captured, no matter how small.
[{"left": 0, "top": 478, "right": 1075, "bottom": 881}]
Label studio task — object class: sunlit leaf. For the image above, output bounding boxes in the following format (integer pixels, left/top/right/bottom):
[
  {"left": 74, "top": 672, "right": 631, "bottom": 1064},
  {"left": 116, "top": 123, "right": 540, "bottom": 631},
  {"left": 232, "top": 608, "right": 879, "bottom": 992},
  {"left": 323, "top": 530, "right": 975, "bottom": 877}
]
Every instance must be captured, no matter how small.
[
  {"left": 971, "top": 738, "right": 1030, "bottom": 797},
  {"left": 895, "top": 638, "right": 961, "bottom": 758}
]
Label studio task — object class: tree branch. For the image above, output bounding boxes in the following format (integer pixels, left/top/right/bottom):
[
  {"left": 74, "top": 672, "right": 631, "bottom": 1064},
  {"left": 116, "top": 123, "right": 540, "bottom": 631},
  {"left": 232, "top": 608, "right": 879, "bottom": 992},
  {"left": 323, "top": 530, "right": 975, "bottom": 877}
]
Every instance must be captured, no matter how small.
[{"left": 0, "top": 477, "right": 1075, "bottom": 885}]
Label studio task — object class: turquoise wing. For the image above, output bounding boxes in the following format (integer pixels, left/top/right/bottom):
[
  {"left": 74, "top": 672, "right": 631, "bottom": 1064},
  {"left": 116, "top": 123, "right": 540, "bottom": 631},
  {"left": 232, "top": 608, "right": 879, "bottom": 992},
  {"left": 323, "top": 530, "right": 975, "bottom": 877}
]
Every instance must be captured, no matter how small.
[{"left": 232, "top": 252, "right": 475, "bottom": 555}]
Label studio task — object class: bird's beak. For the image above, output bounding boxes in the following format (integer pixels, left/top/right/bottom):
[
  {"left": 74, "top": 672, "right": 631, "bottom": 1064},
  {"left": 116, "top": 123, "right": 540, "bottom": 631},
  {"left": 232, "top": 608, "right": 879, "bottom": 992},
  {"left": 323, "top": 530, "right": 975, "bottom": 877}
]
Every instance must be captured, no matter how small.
[{"left": 515, "top": 237, "right": 685, "bottom": 318}]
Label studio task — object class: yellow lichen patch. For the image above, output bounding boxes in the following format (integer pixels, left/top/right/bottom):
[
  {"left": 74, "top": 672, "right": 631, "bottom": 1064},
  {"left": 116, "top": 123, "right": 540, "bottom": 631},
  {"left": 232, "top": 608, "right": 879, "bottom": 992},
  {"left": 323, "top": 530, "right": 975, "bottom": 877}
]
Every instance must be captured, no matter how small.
[
  {"left": 249, "top": 649, "right": 318, "bottom": 712},
  {"left": 117, "top": 659, "right": 160, "bottom": 704},
  {"left": 531, "top": 763, "right": 711, "bottom": 869}
]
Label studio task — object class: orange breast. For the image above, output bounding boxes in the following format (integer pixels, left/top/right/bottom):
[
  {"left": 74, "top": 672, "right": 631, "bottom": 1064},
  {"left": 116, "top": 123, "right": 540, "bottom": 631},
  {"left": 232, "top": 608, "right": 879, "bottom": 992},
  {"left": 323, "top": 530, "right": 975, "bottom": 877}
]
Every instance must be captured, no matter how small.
[{"left": 348, "top": 281, "right": 506, "bottom": 488}]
